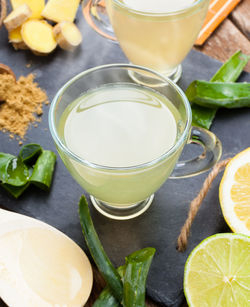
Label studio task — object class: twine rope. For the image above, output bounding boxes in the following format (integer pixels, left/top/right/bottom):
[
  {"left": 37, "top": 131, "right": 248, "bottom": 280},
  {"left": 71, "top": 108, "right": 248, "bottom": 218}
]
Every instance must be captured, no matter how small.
[{"left": 177, "top": 158, "right": 231, "bottom": 252}]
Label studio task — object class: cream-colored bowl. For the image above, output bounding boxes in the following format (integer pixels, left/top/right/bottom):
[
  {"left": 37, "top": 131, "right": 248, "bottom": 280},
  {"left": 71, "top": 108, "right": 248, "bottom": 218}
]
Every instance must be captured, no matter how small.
[{"left": 0, "top": 209, "right": 93, "bottom": 307}]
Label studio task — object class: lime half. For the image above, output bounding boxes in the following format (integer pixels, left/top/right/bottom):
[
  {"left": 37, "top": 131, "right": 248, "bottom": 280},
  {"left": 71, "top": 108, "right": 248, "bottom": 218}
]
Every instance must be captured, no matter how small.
[{"left": 184, "top": 233, "right": 250, "bottom": 306}]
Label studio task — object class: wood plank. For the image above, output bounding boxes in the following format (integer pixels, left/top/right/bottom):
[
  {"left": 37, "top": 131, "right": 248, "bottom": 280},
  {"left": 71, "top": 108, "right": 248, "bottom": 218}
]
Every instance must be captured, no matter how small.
[
  {"left": 194, "top": 18, "right": 250, "bottom": 72},
  {"left": 230, "top": 0, "right": 250, "bottom": 39},
  {"left": 195, "top": 0, "right": 241, "bottom": 45}
]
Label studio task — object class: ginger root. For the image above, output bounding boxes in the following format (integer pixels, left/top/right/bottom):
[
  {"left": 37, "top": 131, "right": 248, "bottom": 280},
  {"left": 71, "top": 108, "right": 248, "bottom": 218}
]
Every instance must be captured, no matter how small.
[
  {"left": 8, "top": 26, "right": 22, "bottom": 42},
  {"left": 53, "top": 21, "right": 82, "bottom": 51},
  {"left": 9, "top": 26, "right": 28, "bottom": 50},
  {"left": 3, "top": 3, "right": 31, "bottom": 32},
  {"left": 10, "top": 0, "right": 45, "bottom": 19},
  {"left": 21, "top": 20, "right": 57, "bottom": 55},
  {"left": 3, "top": 0, "right": 81, "bottom": 55},
  {"left": 42, "top": 0, "right": 80, "bottom": 23},
  {"left": 12, "top": 41, "right": 28, "bottom": 50}
]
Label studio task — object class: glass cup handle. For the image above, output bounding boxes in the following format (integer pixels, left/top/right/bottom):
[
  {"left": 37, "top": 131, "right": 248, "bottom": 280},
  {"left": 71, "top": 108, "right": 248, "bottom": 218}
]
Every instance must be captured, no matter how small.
[
  {"left": 170, "top": 127, "right": 222, "bottom": 179},
  {"left": 82, "top": 0, "right": 117, "bottom": 41}
]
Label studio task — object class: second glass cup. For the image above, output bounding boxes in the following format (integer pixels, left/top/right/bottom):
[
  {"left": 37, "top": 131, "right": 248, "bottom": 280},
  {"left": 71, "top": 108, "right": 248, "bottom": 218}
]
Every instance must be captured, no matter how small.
[
  {"left": 49, "top": 64, "right": 221, "bottom": 220},
  {"left": 83, "top": 0, "right": 210, "bottom": 82}
]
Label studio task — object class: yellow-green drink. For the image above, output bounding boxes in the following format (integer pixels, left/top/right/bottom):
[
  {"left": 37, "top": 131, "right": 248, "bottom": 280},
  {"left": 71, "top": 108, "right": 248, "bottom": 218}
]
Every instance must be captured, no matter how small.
[
  {"left": 49, "top": 64, "right": 221, "bottom": 219},
  {"left": 58, "top": 83, "right": 183, "bottom": 206},
  {"left": 106, "top": 0, "right": 209, "bottom": 81}
]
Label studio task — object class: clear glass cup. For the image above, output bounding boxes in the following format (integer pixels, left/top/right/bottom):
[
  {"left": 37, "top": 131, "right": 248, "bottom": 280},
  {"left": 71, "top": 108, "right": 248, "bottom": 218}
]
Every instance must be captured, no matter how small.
[
  {"left": 49, "top": 64, "right": 222, "bottom": 220},
  {"left": 82, "top": 0, "right": 210, "bottom": 82}
]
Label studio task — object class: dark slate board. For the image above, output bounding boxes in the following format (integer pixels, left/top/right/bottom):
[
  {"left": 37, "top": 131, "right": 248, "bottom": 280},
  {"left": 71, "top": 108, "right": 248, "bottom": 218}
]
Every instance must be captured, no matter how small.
[{"left": 0, "top": 7, "right": 250, "bottom": 307}]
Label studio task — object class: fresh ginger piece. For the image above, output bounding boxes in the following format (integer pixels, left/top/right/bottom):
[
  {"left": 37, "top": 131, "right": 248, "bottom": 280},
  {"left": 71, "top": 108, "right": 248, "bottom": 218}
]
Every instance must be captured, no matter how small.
[
  {"left": 9, "top": 26, "right": 22, "bottom": 42},
  {"left": 4, "top": 4, "right": 31, "bottom": 32},
  {"left": 12, "top": 41, "right": 28, "bottom": 50},
  {"left": 53, "top": 21, "right": 82, "bottom": 51},
  {"left": 8, "top": 26, "right": 28, "bottom": 49},
  {"left": 10, "top": 0, "right": 45, "bottom": 19},
  {"left": 21, "top": 19, "right": 57, "bottom": 55},
  {"left": 42, "top": 0, "right": 80, "bottom": 23}
]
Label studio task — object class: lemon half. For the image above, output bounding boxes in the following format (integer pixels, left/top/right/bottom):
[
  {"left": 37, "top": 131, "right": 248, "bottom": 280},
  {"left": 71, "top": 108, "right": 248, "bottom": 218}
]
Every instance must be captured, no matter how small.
[{"left": 219, "top": 148, "right": 250, "bottom": 235}]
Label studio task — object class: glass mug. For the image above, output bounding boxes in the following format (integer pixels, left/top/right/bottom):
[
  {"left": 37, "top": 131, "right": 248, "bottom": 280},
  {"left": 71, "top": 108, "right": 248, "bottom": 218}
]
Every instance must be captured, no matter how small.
[
  {"left": 49, "top": 64, "right": 222, "bottom": 220},
  {"left": 83, "top": 0, "right": 210, "bottom": 82}
]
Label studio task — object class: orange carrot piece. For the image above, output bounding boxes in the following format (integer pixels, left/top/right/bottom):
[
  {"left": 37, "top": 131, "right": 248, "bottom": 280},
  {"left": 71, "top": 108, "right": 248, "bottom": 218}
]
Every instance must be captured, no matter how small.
[{"left": 195, "top": 0, "right": 241, "bottom": 46}]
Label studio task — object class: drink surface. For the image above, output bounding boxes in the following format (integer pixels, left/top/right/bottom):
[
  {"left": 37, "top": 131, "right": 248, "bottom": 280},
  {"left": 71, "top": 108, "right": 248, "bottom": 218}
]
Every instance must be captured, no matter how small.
[
  {"left": 59, "top": 83, "right": 179, "bottom": 167},
  {"left": 120, "top": 0, "right": 197, "bottom": 13}
]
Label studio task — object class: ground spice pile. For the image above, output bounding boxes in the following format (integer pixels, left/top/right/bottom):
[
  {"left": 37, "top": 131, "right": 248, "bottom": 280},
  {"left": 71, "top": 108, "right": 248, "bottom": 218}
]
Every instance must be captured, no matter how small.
[{"left": 0, "top": 73, "right": 49, "bottom": 139}]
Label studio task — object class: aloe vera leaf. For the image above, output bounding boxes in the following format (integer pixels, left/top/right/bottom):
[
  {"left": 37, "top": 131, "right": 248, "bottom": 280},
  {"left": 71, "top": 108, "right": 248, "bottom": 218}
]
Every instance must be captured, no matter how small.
[
  {"left": 210, "top": 51, "right": 250, "bottom": 82},
  {"left": 18, "top": 143, "right": 42, "bottom": 165},
  {"left": 78, "top": 196, "right": 123, "bottom": 302},
  {"left": 191, "top": 104, "right": 217, "bottom": 130},
  {"left": 187, "top": 81, "right": 250, "bottom": 109},
  {"left": 93, "top": 287, "right": 121, "bottom": 307},
  {"left": 0, "top": 153, "right": 15, "bottom": 182},
  {"left": 30, "top": 150, "right": 56, "bottom": 190},
  {"left": 3, "top": 157, "right": 29, "bottom": 186},
  {"left": 123, "top": 247, "right": 156, "bottom": 307},
  {"left": 93, "top": 266, "right": 125, "bottom": 307},
  {"left": 1, "top": 182, "right": 30, "bottom": 198},
  {"left": 191, "top": 50, "right": 250, "bottom": 129}
]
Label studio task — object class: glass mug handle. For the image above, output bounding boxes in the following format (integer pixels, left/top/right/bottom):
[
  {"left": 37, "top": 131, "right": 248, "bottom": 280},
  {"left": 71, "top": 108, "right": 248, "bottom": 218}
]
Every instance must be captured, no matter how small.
[
  {"left": 82, "top": 0, "right": 117, "bottom": 41},
  {"left": 170, "top": 127, "right": 222, "bottom": 178}
]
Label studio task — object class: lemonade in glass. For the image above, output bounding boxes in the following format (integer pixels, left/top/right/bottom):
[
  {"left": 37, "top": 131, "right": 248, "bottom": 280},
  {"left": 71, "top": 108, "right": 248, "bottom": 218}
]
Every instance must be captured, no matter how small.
[
  {"left": 49, "top": 64, "right": 221, "bottom": 220},
  {"left": 105, "top": 0, "right": 210, "bottom": 82}
]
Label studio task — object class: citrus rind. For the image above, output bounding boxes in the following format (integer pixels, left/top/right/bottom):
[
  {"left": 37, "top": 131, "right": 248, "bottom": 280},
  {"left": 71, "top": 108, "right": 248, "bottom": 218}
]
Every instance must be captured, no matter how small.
[{"left": 219, "top": 148, "right": 250, "bottom": 235}]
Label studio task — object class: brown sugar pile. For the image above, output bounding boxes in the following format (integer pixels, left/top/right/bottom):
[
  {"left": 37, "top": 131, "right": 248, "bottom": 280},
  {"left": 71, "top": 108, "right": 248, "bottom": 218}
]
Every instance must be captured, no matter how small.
[{"left": 0, "top": 73, "right": 49, "bottom": 139}]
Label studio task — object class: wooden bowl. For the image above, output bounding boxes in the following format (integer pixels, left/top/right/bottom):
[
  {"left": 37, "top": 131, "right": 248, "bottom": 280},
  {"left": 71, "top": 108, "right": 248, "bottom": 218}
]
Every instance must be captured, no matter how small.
[{"left": 0, "top": 0, "right": 7, "bottom": 29}]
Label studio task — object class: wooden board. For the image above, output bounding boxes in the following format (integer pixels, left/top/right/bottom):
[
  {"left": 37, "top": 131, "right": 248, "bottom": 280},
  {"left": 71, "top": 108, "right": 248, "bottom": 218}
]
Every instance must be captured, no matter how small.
[
  {"left": 195, "top": 0, "right": 250, "bottom": 72},
  {"left": 230, "top": 0, "right": 250, "bottom": 39}
]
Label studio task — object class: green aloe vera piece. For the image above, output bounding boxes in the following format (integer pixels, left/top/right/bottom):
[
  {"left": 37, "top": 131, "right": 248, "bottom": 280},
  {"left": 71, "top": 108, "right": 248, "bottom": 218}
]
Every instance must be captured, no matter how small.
[
  {"left": 187, "top": 81, "right": 250, "bottom": 109},
  {"left": 3, "top": 157, "right": 29, "bottom": 186},
  {"left": 210, "top": 51, "right": 250, "bottom": 82},
  {"left": 18, "top": 143, "right": 42, "bottom": 165},
  {"left": 0, "top": 146, "right": 56, "bottom": 198},
  {"left": 30, "top": 150, "right": 56, "bottom": 190},
  {"left": 1, "top": 183, "right": 30, "bottom": 199},
  {"left": 0, "top": 153, "right": 15, "bottom": 182},
  {"left": 93, "top": 287, "right": 122, "bottom": 307},
  {"left": 191, "top": 105, "right": 217, "bottom": 130},
  {"left": 123, "top": 248, "right": 156, "bottom": 307},
  {"left": 190, "top": 50, "right": 250, "bottom": 129},
  {"left": 93, "top": 266, "right": 125, "bottom": 307},
  {"left": 78, "top": 196, "right": 123, "bottom": 303}
]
